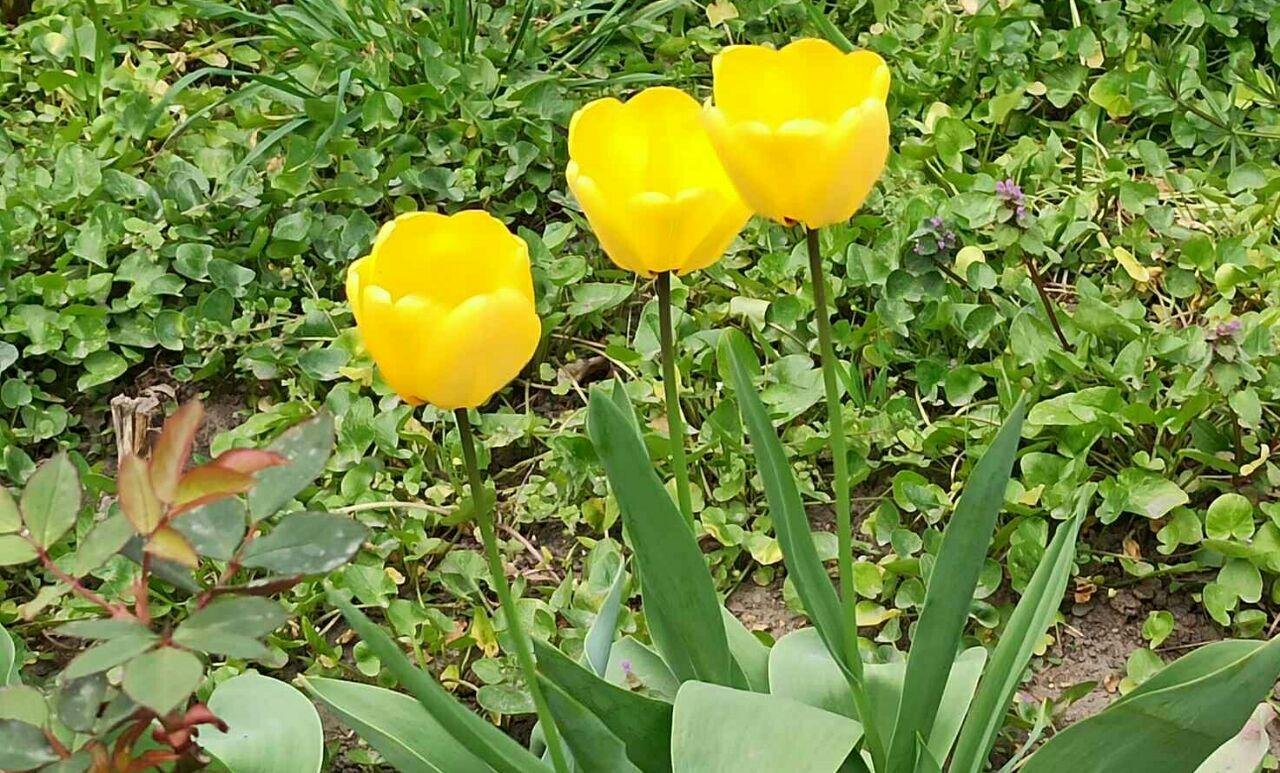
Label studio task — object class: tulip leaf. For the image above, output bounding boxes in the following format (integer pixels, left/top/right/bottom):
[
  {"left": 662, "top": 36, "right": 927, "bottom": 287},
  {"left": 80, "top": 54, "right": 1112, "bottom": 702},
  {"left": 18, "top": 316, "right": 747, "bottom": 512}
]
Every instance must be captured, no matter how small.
[
  {"left": 671, "top": 681, "right": 861, "bottom": 773},
  {"left": 201, "top": 673, "right": 323, "bottom": 773},
  {"left": 721, "top": 330, "right": 857, "bottom": 682},
  {"left": 330, "top": 592, "right": 547, "bottom": 773},
  {"left": 306, "top": 677, "right": 491, "bottom": 773},
  {"left": 541, "top": 679, "right": 643, "bottom": 773},
  {"left": 950, "top": 488, "right": 1090, "bottom": 773},
  {"left": 1022, "top": 637, "right": 1280, "bottom": 772},
  {"left": 585, "top": 387, "right": 733, "bottom": 687},
  {"left": 886, "top": 397, "right": 1026, "bottom": 773},
  {"left": 533, "top": 640, "right": 672, "bottom": 773}
]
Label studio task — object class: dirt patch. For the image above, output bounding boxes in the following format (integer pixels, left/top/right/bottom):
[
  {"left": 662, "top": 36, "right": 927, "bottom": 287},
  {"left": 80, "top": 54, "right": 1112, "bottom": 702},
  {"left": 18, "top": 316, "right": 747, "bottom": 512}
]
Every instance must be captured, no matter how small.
[
  {"left": 1029, "top": 582, "right": 1224, "bottom": 725},
  {"left": 727, "top": 580, "right": 805, "bottom": 640}
]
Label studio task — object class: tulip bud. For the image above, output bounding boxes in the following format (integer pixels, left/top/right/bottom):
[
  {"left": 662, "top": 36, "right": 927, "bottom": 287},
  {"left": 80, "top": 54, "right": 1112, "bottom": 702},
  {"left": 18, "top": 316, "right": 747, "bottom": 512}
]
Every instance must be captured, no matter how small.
[
  {"left": 567, "top": 87, "right": 750, "bottom": 277},
  {"left": 702, "top": 38, "right": 891, "bottom": 229},
  {"left": 346, "top": 211, "right": 541, "bottom": 409}
]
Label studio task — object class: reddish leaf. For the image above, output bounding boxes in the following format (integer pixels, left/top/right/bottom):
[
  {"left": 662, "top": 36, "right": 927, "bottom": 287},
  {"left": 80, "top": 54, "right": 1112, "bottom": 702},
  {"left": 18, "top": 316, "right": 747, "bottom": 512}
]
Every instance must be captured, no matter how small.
[
  {"left": 211, "top": 449, "right": 287, "bottom": 475},
  {"left": 146, "top": 527, "right": 198, "bottom": 567},
  {"left": 150, "top": 400, "right": 205, "bottom": 504},
  {"left": 174, "top": 463, "right": 253, "bottom": 507},
  {"left": 119, "top": 455, "right": 165, "bottom": 535}
]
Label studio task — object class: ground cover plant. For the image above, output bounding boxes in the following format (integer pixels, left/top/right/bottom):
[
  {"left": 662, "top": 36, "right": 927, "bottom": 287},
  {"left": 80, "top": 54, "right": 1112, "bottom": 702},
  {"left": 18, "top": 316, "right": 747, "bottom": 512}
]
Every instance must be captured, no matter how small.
[{"left": 0, "top": 0, "right": 1278, "bottom": 770}]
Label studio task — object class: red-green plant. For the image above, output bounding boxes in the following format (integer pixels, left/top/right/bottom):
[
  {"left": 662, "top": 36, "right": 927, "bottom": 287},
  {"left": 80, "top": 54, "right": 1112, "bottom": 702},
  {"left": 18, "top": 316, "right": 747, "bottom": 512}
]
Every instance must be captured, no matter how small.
[{"left": 0, "top": 400, "right": 363, "bottom": 772}]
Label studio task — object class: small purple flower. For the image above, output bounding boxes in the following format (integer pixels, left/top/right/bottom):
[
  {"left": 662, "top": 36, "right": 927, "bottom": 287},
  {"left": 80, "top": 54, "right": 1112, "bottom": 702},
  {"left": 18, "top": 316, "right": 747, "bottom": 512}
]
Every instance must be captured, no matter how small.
[
  {"left": 997, "top": 178, "right": 1031, "bottom": 226},
  {"left": 1207, "top": 318, "right": 1243, "bottom": 342},
  {"left": 620, "top": 659, "right": 634, "bottom": 675}
]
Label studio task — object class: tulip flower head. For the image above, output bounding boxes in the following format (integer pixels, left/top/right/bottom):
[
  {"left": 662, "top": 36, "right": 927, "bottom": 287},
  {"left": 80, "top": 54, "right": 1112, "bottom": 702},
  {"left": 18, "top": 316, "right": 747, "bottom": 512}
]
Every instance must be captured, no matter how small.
[
  {"left": 567, "top": 86, "right": 751, "bottom": 277},
  {"left": 346, "top": 210, "right": 541, "bottom": 410},
  {"left": 702, "top": 38, "right": 891, "bottom": 229}
]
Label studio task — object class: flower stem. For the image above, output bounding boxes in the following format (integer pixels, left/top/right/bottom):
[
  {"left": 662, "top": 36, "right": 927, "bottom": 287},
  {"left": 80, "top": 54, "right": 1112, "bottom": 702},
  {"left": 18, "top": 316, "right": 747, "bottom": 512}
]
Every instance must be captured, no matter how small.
[
  {"left": 1021, "top": 254, "right": 1071, "bottom": 350},
  {"left": 454, "top": 409, "right": 569, "bottom": 773},
  {"left": 804, "top": 227, "right": 885, "bottom": 767},
  {"left": 656, "top": 271, "right": 694, "bottom": 527}
]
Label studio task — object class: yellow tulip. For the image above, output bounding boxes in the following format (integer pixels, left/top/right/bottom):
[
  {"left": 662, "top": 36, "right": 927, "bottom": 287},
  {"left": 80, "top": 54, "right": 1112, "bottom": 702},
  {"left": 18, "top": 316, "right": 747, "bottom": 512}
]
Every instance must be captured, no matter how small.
[
  {"left": 346, "top": 210, "right": 541, "bottom": 410},
  {"left": 702, "top": 38, "right": 891, "bottom": 229},
  {"left": 567, "top": 86, "right": 751, "bottom": 276}
]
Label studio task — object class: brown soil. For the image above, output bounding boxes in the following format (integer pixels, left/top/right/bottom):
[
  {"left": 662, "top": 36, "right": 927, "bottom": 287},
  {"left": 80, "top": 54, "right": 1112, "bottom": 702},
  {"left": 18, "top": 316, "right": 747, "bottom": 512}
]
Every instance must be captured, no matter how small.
[{"left": 727, "top": 579, "right": 805, "bottom": 640}]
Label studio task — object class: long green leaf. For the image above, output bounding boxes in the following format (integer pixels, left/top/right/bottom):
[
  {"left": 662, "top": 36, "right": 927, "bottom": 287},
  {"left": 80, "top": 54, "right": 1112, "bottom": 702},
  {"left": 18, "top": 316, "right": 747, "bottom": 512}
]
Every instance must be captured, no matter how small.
[
  {"left": 886, "top": 398, "right": 1027, "bottom": 772},
  {"left": 671, "top": 681, "right": 861, "bottom": 773},
  {"left": 330, "top": 593, "right": 546, "bottom": 773},
  {"left": 1022, "top": 637, "right": 1280, "bottom": 772},
  {"left": 949, "top": 486, "right": 1090, "bottom": 773},
  {"left": 534, "top": 641, "right": 673, "bottom": 773},
  {"left": 720, "top": 332, "right": 855, "bottom": 683},
  {"left": 305, "top": 677, "right": 489, "bottom": 773},
  {"left": 540, "top": 680, "right": 643, "bottom": 773},
  {"left": 586, "top": 389, "right": 732, "bottom": 687}
]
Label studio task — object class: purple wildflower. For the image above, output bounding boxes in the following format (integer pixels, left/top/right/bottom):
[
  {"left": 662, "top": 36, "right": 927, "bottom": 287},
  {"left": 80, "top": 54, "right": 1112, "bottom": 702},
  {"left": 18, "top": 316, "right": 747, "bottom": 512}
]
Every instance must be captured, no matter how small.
[
  {"left": 1207, "top": 318, "right": 1243, "bottom": 342},
  {"left": 997, "top": 178, "right": 1030, "bottom": 226}
]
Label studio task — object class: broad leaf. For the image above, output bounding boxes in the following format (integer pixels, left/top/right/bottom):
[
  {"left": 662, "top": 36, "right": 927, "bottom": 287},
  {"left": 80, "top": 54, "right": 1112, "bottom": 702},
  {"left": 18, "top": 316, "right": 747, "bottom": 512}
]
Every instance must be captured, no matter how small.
[
  {"left": 62, "top": 632, "right": 158, "bottom": 680},
  {"left": 542, "top": 679, "right": 643, "bottom": 773},
  {"left": 146, "top": 526, "right": 198, "bottom": 567},
  {"left": 119, "top": 454, "right": 165, "bottom": 534},
  {"left": 534, "top": 640, "right": 673, "bottom": 773},
  {"left": 55, "top": 674, "right": 108, "bottom": 732},
  {"left": 584, "top": 563, "right": 627, "bottom": 677},
  {"left": 769, "top": 628, "right": 986, "bottom": 763},
  {"left": 0, "top": 719, "right": 58, "bottom": 771},
  {"left": 55, "top": 618, "right": 151, "bottom": 641},
  {"left": 0, "top": 535, "right": 37, "bottom": 566},
  {"left": 306, "top": 677, "right": 490, "bottom": 773},
  {"left": 201, "top": 673, "right": 323, "bottom": 773},
  {"left": 1195, "top": 703, "right": 1273, "bottom": 773},
  {"left": 172, "top": 597, "right": 287, "bottom": 658},
  {"left": 0, "top": 486, "right": 19, "bottom": 533},
  {"left": 671, "top": 681, "right": 861, "bottom": 773},
  {"left": 887, "top": 398, "right": 1026, "bottom": 772},
  {"left": 0, "top": 624, "right": 17, "bottom": 685},
  {"left": 20, "top": 454, "right": 80, "bottom": 548},
  {"left": 0, "top": 685, "right": 47, "bottom": 726},
  {"left": 210, "top": 448, "right": 287, "bottom": 475},
  {"left": 331, "top": 593, "right": 547, "bottom": 773},
  {"left": 950, "top": 489, "right": 1088, "bottom": 773},
  {"left": 247, "top": 412, "right": 335, "bottom": 520},
  {"left": 66, "top": 511, "right": 133, "bottom": 575},
  {"left": 174, "top": 463, "right": 253, "bottom": 508},
  {"left": 241, "top": 512, "right": 365, "bottom": 574},
  {"left": 122, "top": 647, "right": 202, "bottom": 715},
  {"left": 173, "top": 497, "right": 246, "bottom": 561},
  {"left": 586, "top": 388, "right": 732, "bottom": 686},
  {"left": 721, "top": 607, "right": 770, "bottom": 693},
  {"left": 150, "top": 400, "right": 204, "bottom": 503},
  {"left": 1023, "top": 637, "right": 1280, "bottom": 772},
  {"left": 605, "top": 637, "right": 680, "bottom": 701}
]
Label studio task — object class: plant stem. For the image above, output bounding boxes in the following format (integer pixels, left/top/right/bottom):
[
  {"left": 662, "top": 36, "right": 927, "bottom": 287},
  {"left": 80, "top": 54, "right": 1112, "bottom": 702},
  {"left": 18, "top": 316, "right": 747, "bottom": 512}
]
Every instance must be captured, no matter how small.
[
  {"left": 1021, "top": 254, "right": 1071, "bottom": 350},
  {"left": 804, "top": 228, "right": 885, "bottom": 766},
  {"left": 656, "top": 271, "right": 694, "bottom": 527},
  {"left": 454, "top": 409, "right": 570, "bottom": 773}
]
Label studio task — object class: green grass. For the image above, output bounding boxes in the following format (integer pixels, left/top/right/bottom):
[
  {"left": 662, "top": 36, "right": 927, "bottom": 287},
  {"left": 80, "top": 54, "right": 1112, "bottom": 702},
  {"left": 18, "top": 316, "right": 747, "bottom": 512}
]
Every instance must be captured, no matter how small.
[{"left": 0, "top": 0, "right": 1277, "bottom": 766}]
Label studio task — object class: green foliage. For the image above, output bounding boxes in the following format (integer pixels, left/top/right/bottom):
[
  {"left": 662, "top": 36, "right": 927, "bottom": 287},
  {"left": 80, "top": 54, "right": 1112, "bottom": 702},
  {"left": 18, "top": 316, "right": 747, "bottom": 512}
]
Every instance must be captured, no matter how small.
[
  {"left": 0, "top": 404, "right": 359, "bottom": 769},
  {"left": 1, "top": 0, "right": 1278, "bottom": 768}
]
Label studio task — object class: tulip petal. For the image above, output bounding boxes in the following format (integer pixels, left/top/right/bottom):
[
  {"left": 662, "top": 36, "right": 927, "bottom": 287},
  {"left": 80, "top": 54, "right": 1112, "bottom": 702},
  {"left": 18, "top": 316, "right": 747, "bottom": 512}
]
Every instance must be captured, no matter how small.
[
  {"left": 424, "top": 289, "right": 541, "bottom": 409},
  {"left": 369, "top": 210, "right": 531, "bottom": 309},
  {"left": 359, "top": 286, "right": 433, "bottom": 405},
  {"left": 346, "top": 256, "right": 372, "bottom": 324}
]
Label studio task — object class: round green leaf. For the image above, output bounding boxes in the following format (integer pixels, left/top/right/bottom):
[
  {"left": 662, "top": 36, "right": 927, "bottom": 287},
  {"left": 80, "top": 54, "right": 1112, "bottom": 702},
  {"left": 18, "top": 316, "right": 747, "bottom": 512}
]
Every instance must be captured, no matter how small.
[
  {"left": 122, "top": 647, "right": 202, "bottom": 715},
  {"left": 201, "top": 673, "right": 322, "bottom": 773}
]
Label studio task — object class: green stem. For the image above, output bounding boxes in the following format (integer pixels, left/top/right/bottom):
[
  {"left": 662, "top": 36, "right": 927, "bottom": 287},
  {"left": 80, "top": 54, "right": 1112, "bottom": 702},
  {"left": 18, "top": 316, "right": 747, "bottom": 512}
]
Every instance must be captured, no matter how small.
[
  {"left": 454, "top": 409, "right": 570, "bottom": 773},
  {"left": 656, "top": 271, "right": 694, "bottom": 527},
  {"left": 805, "top": 227, "right": 885, "bottom": 767}
]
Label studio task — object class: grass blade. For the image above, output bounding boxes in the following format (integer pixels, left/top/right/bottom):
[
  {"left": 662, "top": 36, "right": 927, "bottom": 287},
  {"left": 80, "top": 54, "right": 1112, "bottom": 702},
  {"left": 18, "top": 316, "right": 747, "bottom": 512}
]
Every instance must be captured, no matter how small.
[{"left": 886, "top": 397, "right": 1027, "bottom": 772}]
